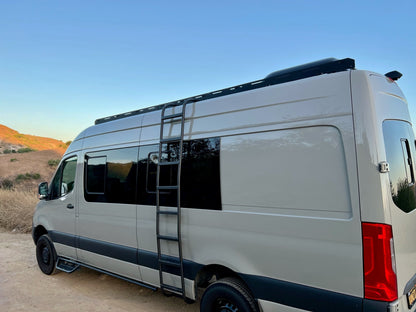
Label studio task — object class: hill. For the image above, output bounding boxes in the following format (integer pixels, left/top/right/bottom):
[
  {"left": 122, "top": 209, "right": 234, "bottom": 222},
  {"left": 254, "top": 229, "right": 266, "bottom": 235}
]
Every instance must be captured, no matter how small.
[
  {"left": 0, "top": 149, "right": 62, "bottom": 232},
  {"left": 0, "top": 125, "right": 66, "bottom": 232},
  {"left": 0, "top": 150, "right": 61, "bottom": 191},
  {"left": 0, "top": 124, "right": 68, "bottom": 155}
]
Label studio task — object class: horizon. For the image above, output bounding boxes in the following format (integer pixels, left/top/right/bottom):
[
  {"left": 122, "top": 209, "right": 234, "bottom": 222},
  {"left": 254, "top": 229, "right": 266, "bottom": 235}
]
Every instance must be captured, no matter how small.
[{"left": 1, "top": 1, "right": 415, "bottom": 142}]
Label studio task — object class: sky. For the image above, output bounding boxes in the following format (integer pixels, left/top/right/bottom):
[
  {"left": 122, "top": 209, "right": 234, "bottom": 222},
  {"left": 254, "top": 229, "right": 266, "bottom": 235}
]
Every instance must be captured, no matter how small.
[{"left": 0, "top": 0, "right": 415, "bottom": 142}]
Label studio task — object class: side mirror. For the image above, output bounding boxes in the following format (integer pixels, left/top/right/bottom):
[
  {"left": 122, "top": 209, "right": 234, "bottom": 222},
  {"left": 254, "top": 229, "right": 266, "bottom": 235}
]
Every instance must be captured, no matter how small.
[{"left": 38, "top": 182, "right": 49, "bottom": 200}]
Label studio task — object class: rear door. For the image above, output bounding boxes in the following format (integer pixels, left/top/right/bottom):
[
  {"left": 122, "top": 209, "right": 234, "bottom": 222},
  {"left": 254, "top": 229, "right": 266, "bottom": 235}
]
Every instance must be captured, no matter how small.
[
  {"left": 383, "top": 119, "right": 416, "bottom": 309},
  {"left": 76, "top": 147, "right": 141, "bottom": 281}
]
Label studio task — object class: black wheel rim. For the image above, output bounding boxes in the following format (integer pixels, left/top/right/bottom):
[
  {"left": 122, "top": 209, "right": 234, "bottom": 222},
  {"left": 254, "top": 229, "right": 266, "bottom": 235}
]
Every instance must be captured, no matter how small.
[
  {"left": 214, "top": 298, "right": 239, "bottom": 312},
  {"left": 41, "top": 245, "right": 50, "bottom": 265}
]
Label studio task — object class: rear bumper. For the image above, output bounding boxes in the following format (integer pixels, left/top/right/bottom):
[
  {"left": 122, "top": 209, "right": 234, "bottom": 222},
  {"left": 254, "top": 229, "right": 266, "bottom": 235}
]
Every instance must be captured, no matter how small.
[{"left": 363, "top": 299, "right": 391, "bottom": 311}]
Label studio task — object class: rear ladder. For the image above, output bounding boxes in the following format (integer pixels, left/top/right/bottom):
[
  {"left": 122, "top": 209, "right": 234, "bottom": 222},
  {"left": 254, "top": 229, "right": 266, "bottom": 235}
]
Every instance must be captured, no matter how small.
[{"left": 156, "top": 100, "right": 189, "bottom": 298}]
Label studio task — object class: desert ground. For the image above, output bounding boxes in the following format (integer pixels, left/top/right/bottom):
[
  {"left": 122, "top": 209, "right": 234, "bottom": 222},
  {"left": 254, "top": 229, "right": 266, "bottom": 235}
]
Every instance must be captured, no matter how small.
[
  {"left": 0, "top": 148, "right": 199, "bottom": 311},
  {"left": 0, "top": 229, "right": 199, "bottom": 312}
]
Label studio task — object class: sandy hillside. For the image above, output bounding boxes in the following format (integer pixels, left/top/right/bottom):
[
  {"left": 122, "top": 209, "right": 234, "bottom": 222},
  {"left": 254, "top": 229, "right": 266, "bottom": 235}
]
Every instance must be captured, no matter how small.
[
  {"left": 0, "top": 124, "right": 67, "bottom": 155},
  {"left": 0, "top": 150, "right": 61, "bottom": 187}
]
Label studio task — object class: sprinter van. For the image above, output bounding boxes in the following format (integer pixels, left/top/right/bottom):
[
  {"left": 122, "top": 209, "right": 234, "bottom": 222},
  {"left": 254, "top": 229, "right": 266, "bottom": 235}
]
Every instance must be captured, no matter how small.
[{"left": 32, "top": 58, "right": 416, "bottom": 312}]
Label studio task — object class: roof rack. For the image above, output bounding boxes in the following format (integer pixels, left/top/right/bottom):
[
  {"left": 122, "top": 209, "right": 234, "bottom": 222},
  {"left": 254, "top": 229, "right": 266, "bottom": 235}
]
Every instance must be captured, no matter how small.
[{"left": 95, "top": 58, "right": 355, "bottom": 125}]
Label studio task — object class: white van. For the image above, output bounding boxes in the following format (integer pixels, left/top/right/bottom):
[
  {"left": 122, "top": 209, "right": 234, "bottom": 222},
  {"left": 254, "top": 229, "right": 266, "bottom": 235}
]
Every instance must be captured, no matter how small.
[{"left": 32, "top": 58, "right": 416, "bottom": 312}]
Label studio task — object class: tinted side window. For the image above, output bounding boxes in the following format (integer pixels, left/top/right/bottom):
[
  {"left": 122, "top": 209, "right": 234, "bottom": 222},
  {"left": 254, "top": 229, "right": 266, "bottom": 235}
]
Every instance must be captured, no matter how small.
[
  {"left": 50, "top": 156, "right": 77, "bottom": 200},
  {"left": 50, "top": 165, "right": 62, "bottom": 200},
  {"left": 62, "top": 157, "right": 77, "bottom": 196},
  {"left": 138, "top": 138, "right": 221, "bottom": 210},
  {"left": 85, "top": 147, "right": 138, "bottom": 204},
  {"left": 181, "top": 138, "right": 221, "bottom": 210},
  {"left": 383, "top": 120, "right": 416, "bottom": 213},
  {"left": 86, "top": 156, "right": 106, "bottom": 193},
  {"left": 137, "top": 145, "right": 158, "bottom": 205}
]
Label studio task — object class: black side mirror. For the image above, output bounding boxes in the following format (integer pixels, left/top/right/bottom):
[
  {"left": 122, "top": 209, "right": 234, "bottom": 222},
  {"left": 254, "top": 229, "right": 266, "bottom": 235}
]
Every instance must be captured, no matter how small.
[{"left": 38, "top": 182, "right": 49, "bottom": 200}]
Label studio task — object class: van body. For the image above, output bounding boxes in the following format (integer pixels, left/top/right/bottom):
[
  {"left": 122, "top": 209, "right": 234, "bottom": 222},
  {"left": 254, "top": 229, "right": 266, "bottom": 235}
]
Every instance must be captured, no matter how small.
[{"left": 32, "top": 58, "right": 416, "bottom": 312}]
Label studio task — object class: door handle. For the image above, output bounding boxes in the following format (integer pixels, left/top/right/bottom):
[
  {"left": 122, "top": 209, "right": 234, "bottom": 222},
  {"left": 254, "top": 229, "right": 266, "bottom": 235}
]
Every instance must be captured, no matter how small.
[{"left": 67, "top": 204, "right": 74, "bottom": 209}]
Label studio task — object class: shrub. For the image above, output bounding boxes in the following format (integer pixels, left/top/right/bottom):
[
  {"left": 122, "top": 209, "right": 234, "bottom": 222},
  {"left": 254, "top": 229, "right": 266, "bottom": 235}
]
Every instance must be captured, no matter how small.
[
  {"left": 48, "top": 159, "right": 60, "bottom": 167},
  {"left": 0, "top": 189, "right": 37, "bottom": 232},
  {"left": 3, "top": 149, "right": 12, "bottom": 154},
  {"left": 10, "top": 158, "right": 18, "bottom": 162},
  {"left": 15, "top": 173, "right": 41, "bottom": 182},
  {"left": 17, "top": 147, "right": 34, "bottom": 153},
  {"left": 0, "top": 179, "right": 14, "bottom": 190}
]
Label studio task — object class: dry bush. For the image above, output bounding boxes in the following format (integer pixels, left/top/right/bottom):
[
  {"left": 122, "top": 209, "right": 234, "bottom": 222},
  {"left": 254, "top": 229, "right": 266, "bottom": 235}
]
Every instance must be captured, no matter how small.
[{"left": 0, "top": 189, "right": 37, "bottom": 233}]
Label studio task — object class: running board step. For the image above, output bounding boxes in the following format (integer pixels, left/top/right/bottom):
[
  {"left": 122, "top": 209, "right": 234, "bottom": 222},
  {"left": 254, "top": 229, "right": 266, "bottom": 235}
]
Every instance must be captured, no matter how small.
[
  {"left": 56, "top": 257, "right": 79, "bottom": 273},
  {"left": 161, "top": 284, "right": 184, "bottom": 295}
]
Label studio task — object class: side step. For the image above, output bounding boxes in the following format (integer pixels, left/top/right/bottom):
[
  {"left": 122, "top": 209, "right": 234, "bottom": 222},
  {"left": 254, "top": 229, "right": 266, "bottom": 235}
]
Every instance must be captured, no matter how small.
[
  {"left": 55, "top": 257, "right": 157, "bottom": 291},
  {"left": 56, "top": 257, "right": 80, "bottom": 273}
]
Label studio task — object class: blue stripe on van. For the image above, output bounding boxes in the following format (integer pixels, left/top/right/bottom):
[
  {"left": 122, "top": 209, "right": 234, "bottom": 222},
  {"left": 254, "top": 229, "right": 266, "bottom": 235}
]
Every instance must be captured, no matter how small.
[
  {"left": 49, "top": 230, "right": 202, "bottom": 279},
  {"left": 49, "top": 230, "right": 375, "bottom": 312},
  {"left": 240, "top": 273, "right": 363, "bottom": 312},
  {"left": 49, "top": 230, "right": 76, "bottom": 248},
  {"left": 78, "top": 236, "right": 138, "bottom": 264}
]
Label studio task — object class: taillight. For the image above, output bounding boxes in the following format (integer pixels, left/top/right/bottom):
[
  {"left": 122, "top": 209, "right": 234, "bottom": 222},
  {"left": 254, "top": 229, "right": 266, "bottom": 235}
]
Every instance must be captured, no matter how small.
[{"left": 362, "top": 222, "right": 398, "bottom": 301}]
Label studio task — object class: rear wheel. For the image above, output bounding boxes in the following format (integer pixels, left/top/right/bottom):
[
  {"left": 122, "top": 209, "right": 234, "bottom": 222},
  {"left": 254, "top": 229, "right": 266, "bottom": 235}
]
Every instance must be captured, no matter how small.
[
  {"left": 200, "top": 277, "right": 258, "bottom": 312},
  {"left": 36, "top": 234, "right": 57, "bottom": 275}
]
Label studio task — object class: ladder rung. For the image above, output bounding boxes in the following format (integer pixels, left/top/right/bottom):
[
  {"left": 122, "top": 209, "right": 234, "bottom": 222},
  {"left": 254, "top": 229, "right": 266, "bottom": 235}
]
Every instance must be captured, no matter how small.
[
  {"left": 159, "top": 161, "right": 180, "bottom": 166},
  {"left": 157, "top": 210, "right": 178, "bottom": 215},
  {"left": 158, "top": 235, "right": 179, "bottom": 242},
  {"left": 161, "top": 284, "right": 183, "bottom": 294},
  {"left": 157, "top": 185, "right": 178, "bottom": 190},
  {"left": 160, "top": 137, "right": 181, "bottom": 143},
  {"left": 159, "top": 258, "right": 181, "bottom": 267},
  {"left": 162, "top": 112, "right": 183, "bottom": 120}
]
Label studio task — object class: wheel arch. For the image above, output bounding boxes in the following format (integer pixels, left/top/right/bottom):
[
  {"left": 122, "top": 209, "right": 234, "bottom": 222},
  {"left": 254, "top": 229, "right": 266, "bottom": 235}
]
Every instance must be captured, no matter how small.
[
  {"left": 194, "top": 264, "right": 253, "bottom": 295},
  {"left": 32, "top": 225, "right": 48, "bottom": 244}
]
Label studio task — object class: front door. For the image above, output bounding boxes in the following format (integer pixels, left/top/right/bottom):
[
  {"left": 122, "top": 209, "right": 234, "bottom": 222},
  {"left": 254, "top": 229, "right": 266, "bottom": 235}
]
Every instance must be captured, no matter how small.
[{"left": 47, "top": 155, "right": 78, "bottom": 259}]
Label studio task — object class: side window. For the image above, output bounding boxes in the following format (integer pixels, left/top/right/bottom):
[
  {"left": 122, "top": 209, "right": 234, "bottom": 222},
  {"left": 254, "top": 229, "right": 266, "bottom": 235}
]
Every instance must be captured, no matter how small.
[
  {"left": 50, "top": 165, "right": 62, "bottom": 200},
  {"left": 137, "top": 144, "right": 158, "bottom": 205},
  {"left": 50, "top": 156, "right": 77, "bottom": 200},
  {"left": 401, "top": 139, "right": 415, "bottom": 184},
  {"left": 181, "top": 138, "right": 221, "bottom": 210},
  {"left": 383, "top": 120, "right": 416, "bottom": 213},
  {"left": 138, "top": 138, "right": 221, "bottom": 210},
  {"left": 84, "top": 147, "right": 138, "bottom": 204},
  {"left": 86, "top": 156, "right": 106, "bottom": 194}
]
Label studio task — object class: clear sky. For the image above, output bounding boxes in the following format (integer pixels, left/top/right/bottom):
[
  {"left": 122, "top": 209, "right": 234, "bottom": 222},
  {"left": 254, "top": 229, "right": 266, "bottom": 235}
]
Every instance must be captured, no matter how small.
[{"left": 0, "top": 0, "right": 415, "bottom": 142}]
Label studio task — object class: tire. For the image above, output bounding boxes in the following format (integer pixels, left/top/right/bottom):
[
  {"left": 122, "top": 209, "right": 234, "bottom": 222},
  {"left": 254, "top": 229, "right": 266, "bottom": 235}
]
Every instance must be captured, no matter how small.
[
  {"left": 36, "top": 234, "right": 58, "bottom": 275},
  {"left": 200, "top": 277, "right": 259, "bottom": 312}
]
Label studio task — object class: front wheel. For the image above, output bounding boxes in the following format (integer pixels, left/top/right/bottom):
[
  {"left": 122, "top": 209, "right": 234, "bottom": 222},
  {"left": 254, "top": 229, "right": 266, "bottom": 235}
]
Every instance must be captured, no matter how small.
[
  {"left": 200, "top": 277, "right": 259, "bottom": 312},
  {"left": 36, "top": 234, "right": 58, "bottom": 275}
]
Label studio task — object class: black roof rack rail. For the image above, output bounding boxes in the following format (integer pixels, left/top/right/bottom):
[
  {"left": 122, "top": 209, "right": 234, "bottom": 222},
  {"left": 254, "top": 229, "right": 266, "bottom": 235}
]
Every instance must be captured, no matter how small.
[{"left": 95, "top": 58, "right": 355, "bottom": 125}]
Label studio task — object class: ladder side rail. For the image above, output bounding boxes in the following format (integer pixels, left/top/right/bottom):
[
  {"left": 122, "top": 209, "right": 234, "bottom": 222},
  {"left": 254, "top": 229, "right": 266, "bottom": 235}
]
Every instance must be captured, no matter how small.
[
  {"left": 176, "top": 100, "right": 187, "bottom": 297},
  {"left": 156, "top": 105, "right": 166, "bottom": 289}
]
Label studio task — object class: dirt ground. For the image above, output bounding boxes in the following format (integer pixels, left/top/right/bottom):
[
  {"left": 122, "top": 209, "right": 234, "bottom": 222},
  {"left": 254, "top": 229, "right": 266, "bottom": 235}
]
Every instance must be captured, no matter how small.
[{"left": 0, "top": 229, "right": 199, "bottom": 312}]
